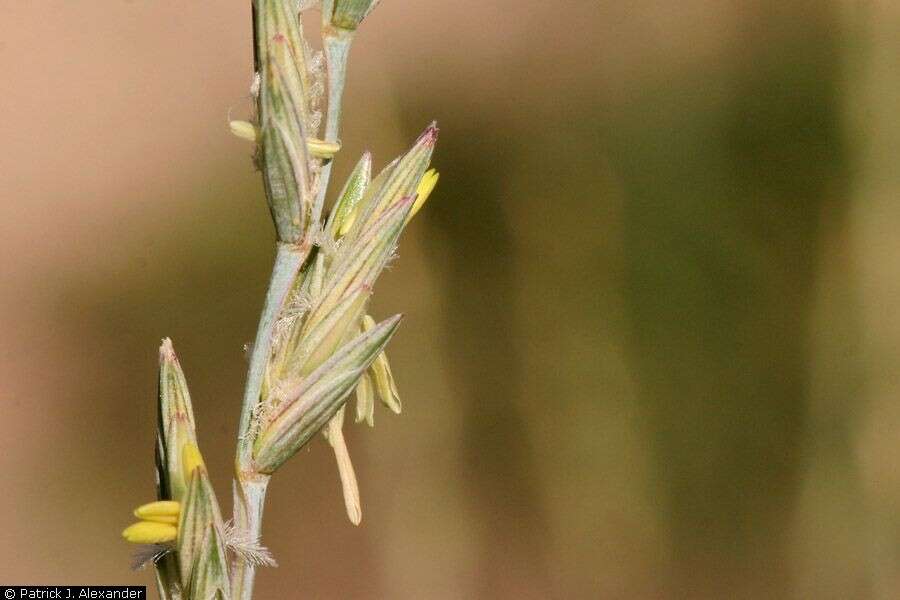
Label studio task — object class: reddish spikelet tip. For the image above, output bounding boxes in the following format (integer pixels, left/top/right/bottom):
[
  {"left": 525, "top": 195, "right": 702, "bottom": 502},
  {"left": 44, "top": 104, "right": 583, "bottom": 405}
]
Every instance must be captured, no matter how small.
[
  {"left": 159, "top": 338, "right": 177, "bottom": 364},
  {"left": 417, "top": 121, "right": 439, "bottom": 147}
]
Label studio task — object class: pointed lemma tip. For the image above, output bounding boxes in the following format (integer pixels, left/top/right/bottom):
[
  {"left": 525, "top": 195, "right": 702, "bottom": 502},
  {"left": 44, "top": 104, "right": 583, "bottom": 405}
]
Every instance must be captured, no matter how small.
[
  {"left": 418, "top": 121, "right": 439, "bottom": 147},
  {"left": 159, "top": 338, "right": 176, "bottom": 362}
]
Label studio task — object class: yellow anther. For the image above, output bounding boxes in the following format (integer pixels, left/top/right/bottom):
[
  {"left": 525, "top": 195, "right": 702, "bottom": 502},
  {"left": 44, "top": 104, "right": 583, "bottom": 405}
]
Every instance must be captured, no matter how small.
[
  {"left": 306, "top": 138, "right": 341, "bottom": 159},
  {"left": 142, "top": 515, "right": 178, "bottom": 525},
  {"left": 229, "top": 121, "right": 340, "bottom": 160},
  {"left": 122, "top": 521, "right": 177, "bottom": 544},
  {"left": 134, "top": 500, "right": 180, "bottom": 519},
  {"left": 408, "top": 169, "right": 439, "bottom": 222},
  {"left": 181, "top": 443, "right": 205, "bottom": 477},
  {"left": 229, "top": 120, "right": 259, "bottom": 143}
]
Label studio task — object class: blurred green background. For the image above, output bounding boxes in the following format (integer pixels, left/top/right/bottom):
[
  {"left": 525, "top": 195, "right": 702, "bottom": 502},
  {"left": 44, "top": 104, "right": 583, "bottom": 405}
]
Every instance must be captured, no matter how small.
[{"left": 3, "top": 1, "right": 900, "bottom": 598}]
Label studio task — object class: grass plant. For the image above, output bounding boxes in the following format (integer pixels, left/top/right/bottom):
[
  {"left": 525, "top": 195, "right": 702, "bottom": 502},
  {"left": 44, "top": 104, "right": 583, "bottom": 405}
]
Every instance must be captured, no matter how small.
[{"left": 121, "top": 2, "right": 439, "bottom": 597}]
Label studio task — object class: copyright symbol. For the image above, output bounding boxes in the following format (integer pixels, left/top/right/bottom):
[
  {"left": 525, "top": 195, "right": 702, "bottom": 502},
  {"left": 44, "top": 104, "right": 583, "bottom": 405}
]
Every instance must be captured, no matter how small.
[{"left": 5, "top": 588, "right": 16, "bottom": 599}]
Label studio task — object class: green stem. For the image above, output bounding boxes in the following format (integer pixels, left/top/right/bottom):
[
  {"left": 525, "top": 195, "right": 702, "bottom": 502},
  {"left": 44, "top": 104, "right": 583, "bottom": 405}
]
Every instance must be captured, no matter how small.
[
  {"left": 232, "top": 243, "right": 304, "bottom": 599},
  {"left": 236, "top": 242, "right": 308, "bottom": 467},
  {"left": 231, "top": 475, "right": 271, "bottom": 600},
  {"left": 311, "top": 28, "right": 354, "bottom": 225},
  {"left": 231, "top": 15, "right": 355, "bottom": 600}
]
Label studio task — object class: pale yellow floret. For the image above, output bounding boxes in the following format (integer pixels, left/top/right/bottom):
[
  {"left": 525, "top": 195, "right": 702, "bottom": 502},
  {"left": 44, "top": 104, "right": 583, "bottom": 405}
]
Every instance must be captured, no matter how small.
[
  {"left": 122, "top": 521, "right": 177, "bottom": 544},
  {"left": 182, "top": 442, "right": 205, "bottom": 477},
  {"left": 407, "top": 169, "right": 439, "bottom": 222}
]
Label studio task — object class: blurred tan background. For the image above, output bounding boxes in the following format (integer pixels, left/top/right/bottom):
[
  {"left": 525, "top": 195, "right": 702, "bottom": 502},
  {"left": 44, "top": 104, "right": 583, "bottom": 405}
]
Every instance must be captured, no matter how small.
[{"left": 3, "top": 1, "right": 900, "bottom": 598}]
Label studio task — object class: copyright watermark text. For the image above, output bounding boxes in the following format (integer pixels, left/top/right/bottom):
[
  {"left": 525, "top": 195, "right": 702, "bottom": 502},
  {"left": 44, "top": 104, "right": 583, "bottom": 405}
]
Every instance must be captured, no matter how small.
[{"left": 0, "top": 587, "right": 145, "bottom": 599}]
